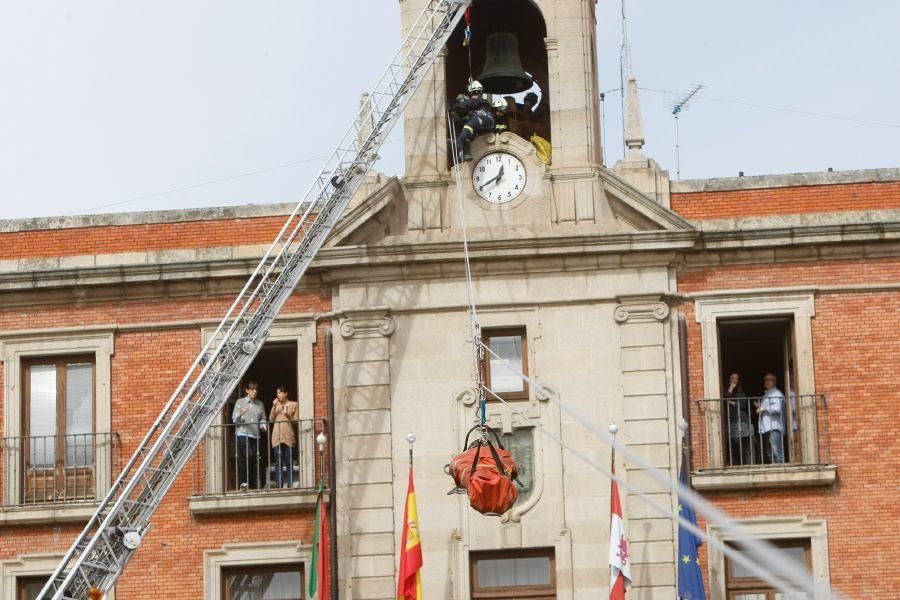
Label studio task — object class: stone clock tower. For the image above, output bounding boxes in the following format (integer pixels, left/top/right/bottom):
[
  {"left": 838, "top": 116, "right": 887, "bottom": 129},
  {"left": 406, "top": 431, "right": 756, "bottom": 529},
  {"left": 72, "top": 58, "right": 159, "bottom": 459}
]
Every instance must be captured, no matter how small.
[
  {"left": 328, "top": 1, "right": 690, "bottom": 598},
  {"left": 400, "top": 0, "right": 614, "bottom": 237}
]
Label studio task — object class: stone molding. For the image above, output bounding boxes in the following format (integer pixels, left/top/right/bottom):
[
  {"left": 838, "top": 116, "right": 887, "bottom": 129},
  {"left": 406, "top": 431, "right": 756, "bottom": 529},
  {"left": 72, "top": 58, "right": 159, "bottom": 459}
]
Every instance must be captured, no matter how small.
[
  {"left": 0, "top": 330, "right": 115, "bottom": 508},
  {"left": 692, "top": 464, "right": 837, "bottom": 491},
  {"left": 339, "top": 311, "right": 395, "bottom": 339},
  {"left": 694, "top": 292, "right": 818, "bottom": 468},
  {"left": 614, "top": 296, "right": 671, "bottom": 323},
  {"left": 203, "top": 541, "right": 311, "bottom": 600},
  {"left": 188, "top": 489, "right": 323, "bottom": 515},
  {"left": 0, "top": 552, "right": 118, "bottom": 600},
  {"left": 200, "top": 318, "right": 317, "bottom": 494},
  {"left": 706, "top": 516, "right": 830, "bottom": 600}
]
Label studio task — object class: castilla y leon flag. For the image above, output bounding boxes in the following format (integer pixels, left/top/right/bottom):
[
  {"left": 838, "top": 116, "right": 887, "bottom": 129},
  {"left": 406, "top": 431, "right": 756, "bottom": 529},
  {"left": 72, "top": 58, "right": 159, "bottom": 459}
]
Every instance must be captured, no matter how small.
[
  {"left": 397, "top": 467, "right": 423, "bottom": 600},
  {"left": 609, "top": 466, "right": 632, "bottom": 599},
  {"left": 307, "top": 479, "right": 330, "bottom": 600}
]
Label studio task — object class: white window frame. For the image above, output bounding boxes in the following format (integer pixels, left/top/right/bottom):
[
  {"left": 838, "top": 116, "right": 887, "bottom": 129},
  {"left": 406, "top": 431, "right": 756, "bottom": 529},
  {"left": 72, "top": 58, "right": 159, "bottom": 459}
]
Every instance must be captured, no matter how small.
[
  {"left": 706, "top": 516, "right": 830, "bottom": 600},
  {"left": 694, "top": 292, "right": 819, "bottom": 468},
  {"left": 203, "top": 541, "right": 310, "bottom": 600},
  {"left": 199, "top": 318, "right": 317, "bottom": 495},
  {"left": 0, "top": 552, "right": 116, "bottom": 600},
  {"left": 0, "top": 331, "right": 114, "bottom": 520}
]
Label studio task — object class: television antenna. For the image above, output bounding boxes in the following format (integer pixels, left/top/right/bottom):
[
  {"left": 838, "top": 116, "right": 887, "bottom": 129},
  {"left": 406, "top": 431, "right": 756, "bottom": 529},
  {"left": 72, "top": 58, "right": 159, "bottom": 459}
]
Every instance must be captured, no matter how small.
[{"left": 670, "top": 84, "right": 705, "bottom": 180}]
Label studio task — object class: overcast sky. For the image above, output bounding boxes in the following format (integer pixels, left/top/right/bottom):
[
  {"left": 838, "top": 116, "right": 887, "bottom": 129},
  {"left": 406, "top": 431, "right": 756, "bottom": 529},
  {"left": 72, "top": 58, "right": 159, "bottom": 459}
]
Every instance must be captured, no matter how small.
[{"left": 1, "top": 1, "right": 897, "bottom": 220}]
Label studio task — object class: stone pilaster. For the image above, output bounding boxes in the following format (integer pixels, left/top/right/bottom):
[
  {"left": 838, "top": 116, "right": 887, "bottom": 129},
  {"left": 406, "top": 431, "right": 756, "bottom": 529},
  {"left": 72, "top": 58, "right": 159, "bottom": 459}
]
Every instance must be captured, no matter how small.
[
  {"left": 614, "top": 296, "right": 677, "bottom": 598},
  {"left": 336, "top": 311, "right": 396, "bottom": 600}
]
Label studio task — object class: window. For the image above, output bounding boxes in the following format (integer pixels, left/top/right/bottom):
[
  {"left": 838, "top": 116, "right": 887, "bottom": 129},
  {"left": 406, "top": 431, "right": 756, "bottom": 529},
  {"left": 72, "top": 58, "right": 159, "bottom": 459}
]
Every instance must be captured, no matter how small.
[
  {"left": 222, "top": 564, "right": 303, "bottom": 600},
  {"left": 692, "top": 293, "right": 833, "bottom": 486},
  {"left": 484, "top": 327, "right": 528, "bottom": 401},
  {"left": 21, "top": 356, "right": 95, "bottom": 503},
  {"left": 16, "top": 576, "right": 46, "bottom": 600},
  {"left": 470, "top": 548, "right": 556, "bottom": 599},
  {"left": 716, "top": 317, "right": 803, "bottom": 466},
  {"left": 221, "top": 343, "right": 300, "bottom": 492},
  {"left": 725, "top": 539, "right": 811, "bottom": 600}
]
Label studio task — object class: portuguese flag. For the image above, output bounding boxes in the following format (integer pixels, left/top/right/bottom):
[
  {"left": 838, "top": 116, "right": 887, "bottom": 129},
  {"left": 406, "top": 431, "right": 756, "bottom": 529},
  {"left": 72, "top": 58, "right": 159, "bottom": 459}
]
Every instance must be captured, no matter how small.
[
  {"left": 308, "top": 479, "right": 330, "bottom": 600},
  {"left": 397, "top": 467, "right": 423, "bottom": 600}
]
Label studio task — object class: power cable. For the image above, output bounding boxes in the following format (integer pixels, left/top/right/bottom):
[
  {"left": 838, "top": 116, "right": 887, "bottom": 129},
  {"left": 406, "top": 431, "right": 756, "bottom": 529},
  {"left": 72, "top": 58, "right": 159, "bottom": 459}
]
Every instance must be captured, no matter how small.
[
  {"left": 67, "top": 137, "right": 404, "bottom": 216},
  {"left": 640, "top": 87, "right": 900, "bottom": 129}
]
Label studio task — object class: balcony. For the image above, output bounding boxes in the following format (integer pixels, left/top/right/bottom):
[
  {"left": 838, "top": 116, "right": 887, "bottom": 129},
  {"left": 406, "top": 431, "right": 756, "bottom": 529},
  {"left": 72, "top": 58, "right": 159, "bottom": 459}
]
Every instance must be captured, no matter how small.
[
  {"left": 1, "top": 432, "right": 121, "bottom": 524},
  {"left": 188, "top": 418, "right": 329, "bottom": 515},
  {"left": 691, "top": 394, "right": 837, "bottom": 491}
]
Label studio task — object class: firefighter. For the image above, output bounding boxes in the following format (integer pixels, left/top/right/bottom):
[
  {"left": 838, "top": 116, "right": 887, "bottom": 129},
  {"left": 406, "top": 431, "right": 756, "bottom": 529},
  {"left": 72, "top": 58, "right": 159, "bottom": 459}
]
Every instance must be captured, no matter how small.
[
  {"left": 453, "top": 80, "right": 495, "bottom": 162},
  {"left": 493, "top": 97, "right": 510, "bottom": 134}
]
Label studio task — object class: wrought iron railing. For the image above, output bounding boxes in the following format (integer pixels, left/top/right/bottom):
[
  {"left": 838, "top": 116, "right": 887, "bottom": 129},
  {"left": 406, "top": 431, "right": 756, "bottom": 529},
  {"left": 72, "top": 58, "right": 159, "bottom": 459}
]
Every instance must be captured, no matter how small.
[
  {"left": 1, "top": 432, "right": 121, "bottom": 506},
  {"left": 191, "top": 418, "right": 328, "bottom": 495},
  {"left": 693, "top": 394, "right": 830, "bottom": 469}
]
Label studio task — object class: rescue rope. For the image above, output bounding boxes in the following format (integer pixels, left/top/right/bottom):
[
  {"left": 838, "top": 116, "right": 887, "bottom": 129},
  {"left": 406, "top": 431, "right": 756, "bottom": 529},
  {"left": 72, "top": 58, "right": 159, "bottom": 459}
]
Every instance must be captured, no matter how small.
[{"left": 447, "top": 112, "right": 487, "bottom": 429}]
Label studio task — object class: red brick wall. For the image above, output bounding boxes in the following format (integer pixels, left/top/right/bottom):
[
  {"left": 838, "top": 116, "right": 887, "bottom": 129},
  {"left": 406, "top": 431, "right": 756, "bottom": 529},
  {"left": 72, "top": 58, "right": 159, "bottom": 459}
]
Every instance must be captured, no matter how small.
[
  {"left": 0, "top": 287, "right": 333, "bottom": 597},
  {"left": 672, "top": 180, "right": 900, "bottom": 220},
  {"left": 0, "top": 215, "right": 291, "bottom": 260},
  {"left": 680, "top": 261, "right": 900, "bottom": 599}
]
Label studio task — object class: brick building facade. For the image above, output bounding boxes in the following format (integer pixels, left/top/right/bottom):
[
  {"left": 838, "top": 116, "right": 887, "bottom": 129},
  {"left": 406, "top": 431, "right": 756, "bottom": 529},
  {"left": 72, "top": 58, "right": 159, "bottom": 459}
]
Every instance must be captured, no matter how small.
[
  {"left": 672, "top": 169, "right": 900, "bottom": 599},
  {"left": 1, "top": 0, "right": 898, "bottom": 596},
  {"left": 1, "top": 163, "right": 898, "bottom": 600}
]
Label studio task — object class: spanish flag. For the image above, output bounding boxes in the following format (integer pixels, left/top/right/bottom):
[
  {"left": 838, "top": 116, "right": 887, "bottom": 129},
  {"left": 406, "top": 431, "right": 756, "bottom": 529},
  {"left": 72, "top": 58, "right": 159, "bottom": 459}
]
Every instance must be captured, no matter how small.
[{"left": 397, "top": 467, "right": 423, "bottom": 600}]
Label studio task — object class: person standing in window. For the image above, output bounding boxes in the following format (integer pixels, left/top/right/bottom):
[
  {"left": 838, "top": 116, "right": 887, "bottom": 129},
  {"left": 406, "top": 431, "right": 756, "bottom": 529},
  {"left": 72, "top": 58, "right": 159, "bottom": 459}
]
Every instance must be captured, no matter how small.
[
  {"left": 232, "top": 380, "right": 267, "bottom": 490},
  {"left": 724, "top": 372, "right": 753, "bottom": 466},
  {"left": 269, "top": 384, "right": 299, "bottom": 488},
  {"left": 756, "top": 373, "right": 785, "bottom": 464}
]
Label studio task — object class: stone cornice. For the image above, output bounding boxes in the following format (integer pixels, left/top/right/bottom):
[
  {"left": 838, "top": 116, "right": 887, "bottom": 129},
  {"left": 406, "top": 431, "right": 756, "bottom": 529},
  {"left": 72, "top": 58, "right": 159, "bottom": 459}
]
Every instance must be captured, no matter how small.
[
  {"left": 672, "top": 167, "right": 900, "bottom": 193},
  {"left": 0, "top": 219, "right": 897, "bottom": 294},
  {"left": 0, "top": 203, "right": 297, "bottom": 233}
]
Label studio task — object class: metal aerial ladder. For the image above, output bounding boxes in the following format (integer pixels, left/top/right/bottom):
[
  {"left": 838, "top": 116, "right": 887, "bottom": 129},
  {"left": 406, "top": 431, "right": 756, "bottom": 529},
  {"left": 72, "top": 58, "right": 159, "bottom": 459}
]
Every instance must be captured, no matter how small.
[{"left": 38, "top": 2, "right": 471, "bottom": 598}]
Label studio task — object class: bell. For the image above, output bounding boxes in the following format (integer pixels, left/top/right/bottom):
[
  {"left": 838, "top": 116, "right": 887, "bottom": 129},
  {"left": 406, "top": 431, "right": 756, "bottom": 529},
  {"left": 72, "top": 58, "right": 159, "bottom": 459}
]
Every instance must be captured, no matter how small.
[{"left": 478, "top": 32, "right": 533, "bottom": 94}]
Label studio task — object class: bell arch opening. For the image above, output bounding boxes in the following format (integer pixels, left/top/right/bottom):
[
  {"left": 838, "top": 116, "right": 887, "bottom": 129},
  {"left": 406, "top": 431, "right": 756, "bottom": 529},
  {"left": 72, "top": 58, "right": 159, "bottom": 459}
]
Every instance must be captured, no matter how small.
[{"left": 445, "top": 0, "right": 551, "bottom": 146}]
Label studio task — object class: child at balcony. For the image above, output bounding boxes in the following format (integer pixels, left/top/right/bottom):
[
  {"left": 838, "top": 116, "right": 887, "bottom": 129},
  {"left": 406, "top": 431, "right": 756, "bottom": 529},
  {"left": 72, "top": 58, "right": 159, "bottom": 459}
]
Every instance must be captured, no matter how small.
[{"left": 270, "top": 385, "right": 299, "bottom": 488}]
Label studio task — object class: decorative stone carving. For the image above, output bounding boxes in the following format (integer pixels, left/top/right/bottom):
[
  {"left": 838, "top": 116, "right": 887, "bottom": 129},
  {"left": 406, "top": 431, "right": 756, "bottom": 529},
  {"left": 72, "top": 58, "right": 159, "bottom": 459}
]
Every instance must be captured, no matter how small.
[
  {"left": 613, "top": 296, "right": 671, "bottom": 323},
  {"left": 534, "top": 382, "right": 556, "bottom": 403},
  {"left": 455, "top": 387, "right": 478, "bottom": 407},
  {"left": 339, "top": 311, "right": 395, "bottom": 339}
]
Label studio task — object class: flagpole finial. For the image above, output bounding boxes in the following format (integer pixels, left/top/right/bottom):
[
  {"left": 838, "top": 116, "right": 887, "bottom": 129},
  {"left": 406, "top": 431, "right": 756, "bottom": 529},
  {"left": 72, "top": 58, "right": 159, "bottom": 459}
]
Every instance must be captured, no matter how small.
[
  {"left": 608, "top": 423, "right": 619, "bottom": 435},
  {"left": 406, "top": 432, "right": 416, "bottom": 444},
  {"left": 679, "top": 418, "right": 689, "bottom": 432}
]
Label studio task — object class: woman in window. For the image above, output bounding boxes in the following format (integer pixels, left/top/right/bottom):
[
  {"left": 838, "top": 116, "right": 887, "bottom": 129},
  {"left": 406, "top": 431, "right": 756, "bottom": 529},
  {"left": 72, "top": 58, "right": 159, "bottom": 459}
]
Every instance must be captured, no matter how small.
[{"left": 724, "top": 372, "right": 754, "bottom": 466}]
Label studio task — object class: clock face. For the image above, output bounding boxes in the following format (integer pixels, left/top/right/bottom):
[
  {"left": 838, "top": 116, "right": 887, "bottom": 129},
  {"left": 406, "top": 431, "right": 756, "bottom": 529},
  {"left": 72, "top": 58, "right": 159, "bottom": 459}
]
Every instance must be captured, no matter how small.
[{"left": 472, "top": 152, "right": 527, "bottom": 204}]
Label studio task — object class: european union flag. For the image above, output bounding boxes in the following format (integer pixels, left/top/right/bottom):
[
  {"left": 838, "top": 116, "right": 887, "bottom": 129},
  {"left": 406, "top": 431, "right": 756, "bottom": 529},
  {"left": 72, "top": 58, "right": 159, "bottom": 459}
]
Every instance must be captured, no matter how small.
[{"left": 678, "top": 452, "right": 706, "bottom": 600}]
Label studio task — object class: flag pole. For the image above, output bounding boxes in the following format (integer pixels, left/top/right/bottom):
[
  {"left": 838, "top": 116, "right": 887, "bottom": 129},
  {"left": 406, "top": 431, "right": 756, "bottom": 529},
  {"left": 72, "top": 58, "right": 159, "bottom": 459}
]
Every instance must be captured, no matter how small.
[{"left": 609, "top": 423, "right": 619, "bottom": 471}]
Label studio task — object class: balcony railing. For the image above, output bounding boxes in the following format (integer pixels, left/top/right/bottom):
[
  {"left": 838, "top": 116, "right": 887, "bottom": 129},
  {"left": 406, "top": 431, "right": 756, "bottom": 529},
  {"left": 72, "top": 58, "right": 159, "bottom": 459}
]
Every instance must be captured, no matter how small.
[
  {"left": 693, "top": 394, "right": 830, "bottom": 470},
  {"left": 1, "top": 432, "right": 121, "bottom": 506},
  {"left": 191, "top": 418, "right": 328, "bottom": 496}
]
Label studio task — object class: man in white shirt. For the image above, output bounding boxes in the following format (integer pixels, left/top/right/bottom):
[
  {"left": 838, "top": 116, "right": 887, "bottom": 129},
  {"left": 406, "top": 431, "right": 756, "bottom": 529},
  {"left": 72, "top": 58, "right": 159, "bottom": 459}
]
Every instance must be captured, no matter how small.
[{"left": 756, "top": 373, "right": 785, "bottom": 464}]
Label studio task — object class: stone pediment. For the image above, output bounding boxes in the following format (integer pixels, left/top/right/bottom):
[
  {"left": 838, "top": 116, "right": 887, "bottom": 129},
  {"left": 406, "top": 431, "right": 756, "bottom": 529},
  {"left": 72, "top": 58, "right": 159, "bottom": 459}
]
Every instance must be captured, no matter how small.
[{"left": 328, "top": 138, "right": 694, "bottom": 248}]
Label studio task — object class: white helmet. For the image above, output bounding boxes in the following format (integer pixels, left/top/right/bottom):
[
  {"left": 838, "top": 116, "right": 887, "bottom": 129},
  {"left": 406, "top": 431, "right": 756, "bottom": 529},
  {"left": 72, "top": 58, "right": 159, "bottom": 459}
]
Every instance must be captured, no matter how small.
[
  {"left": 492, "top": 97, "right": 507, "bottom": 109},
  {"left": 468, "top": 80, "right": 483, "bottom": 94}
]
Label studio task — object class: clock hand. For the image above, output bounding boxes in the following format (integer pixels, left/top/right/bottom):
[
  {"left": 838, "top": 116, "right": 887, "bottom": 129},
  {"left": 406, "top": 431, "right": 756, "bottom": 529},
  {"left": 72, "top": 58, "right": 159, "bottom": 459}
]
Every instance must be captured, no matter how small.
[{"left": 479, "top": 169, "right": 503, "bottom": 191}]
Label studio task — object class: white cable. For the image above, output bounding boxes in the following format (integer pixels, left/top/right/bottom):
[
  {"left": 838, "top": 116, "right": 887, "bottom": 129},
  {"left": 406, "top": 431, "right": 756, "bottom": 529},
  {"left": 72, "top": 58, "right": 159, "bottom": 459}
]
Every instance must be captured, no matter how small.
[
  {"left": 447, "top": 111, "right": 487, "bottom": 423},
  {"left": 480, "top": 384, "right": 811, "bottom": 597},
  {"left": 478, "top": 342, "right": 840, "bottom": 599}
]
